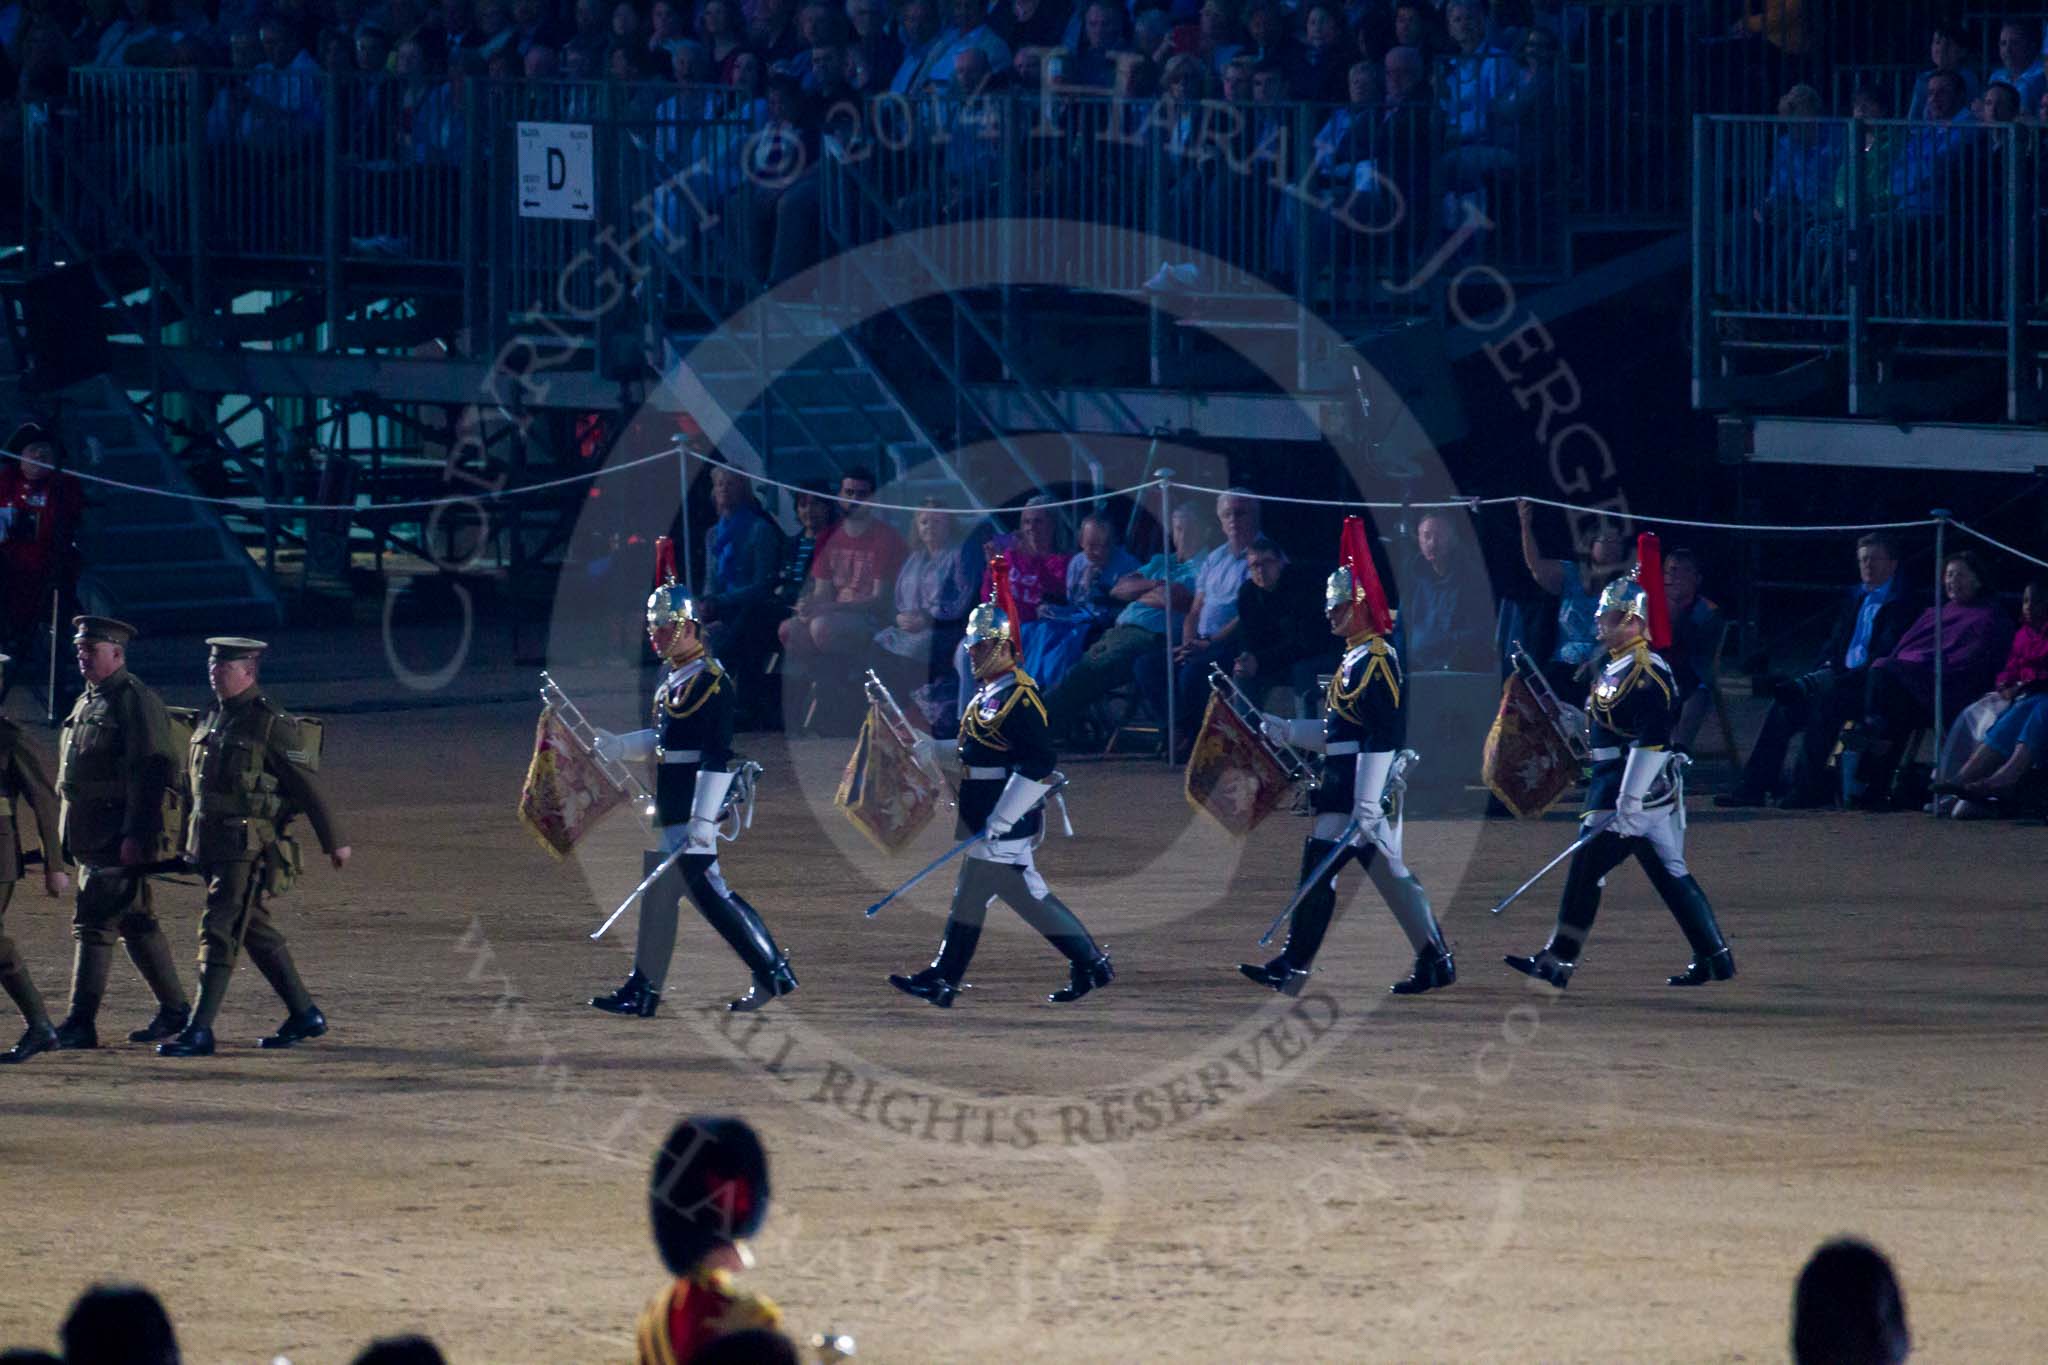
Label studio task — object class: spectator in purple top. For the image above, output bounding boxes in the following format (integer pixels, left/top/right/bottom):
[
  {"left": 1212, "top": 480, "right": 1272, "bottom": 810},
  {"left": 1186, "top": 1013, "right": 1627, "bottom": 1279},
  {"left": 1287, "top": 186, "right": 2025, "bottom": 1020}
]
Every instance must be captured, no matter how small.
[{"left": 1842, "top": 549, "right": 2012, "bottom": 808}]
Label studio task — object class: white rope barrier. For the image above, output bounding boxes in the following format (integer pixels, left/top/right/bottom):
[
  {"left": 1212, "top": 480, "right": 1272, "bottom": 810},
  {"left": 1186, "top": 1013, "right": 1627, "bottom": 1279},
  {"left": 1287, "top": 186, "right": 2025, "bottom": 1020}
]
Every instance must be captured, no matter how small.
[
  {"left": 4, "top": 444, "right": 2035, "bottom": 548},
  {"left": 1951, "top": 520, "right": 2048, "bottom": 571}
]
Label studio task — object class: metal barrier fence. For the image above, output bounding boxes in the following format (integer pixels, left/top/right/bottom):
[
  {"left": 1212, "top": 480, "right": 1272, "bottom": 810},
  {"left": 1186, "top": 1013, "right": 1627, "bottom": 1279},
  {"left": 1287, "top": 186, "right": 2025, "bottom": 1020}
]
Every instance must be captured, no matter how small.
[
  {"left": 1565, "top": 0, "right": 1687, "bottom": 221},
  {"left": 1694, "top": 113, "right": 2037, "bottom": 416}
]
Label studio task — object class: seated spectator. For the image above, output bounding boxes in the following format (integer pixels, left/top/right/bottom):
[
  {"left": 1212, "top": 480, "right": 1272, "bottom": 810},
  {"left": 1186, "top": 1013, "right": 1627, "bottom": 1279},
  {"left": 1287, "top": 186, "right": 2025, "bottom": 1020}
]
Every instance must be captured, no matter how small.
[
  {"left": 1791, "top": 1238, "right": 1911, "bottom": 1365},
  {"left": 1991, "top": 21, "right": 2046, "bottom": 113},
  {"left": 1435, "top": 0, "right": 1519, "bottom": 232},
  {"left": 776, "top": 468, "right": 907, "bottom": 723},
  {"left": 1164, "top": 0, "right": 1240, "bottom": 79},
  {"left": 875, "top": 500, "right": 976, "bottom": 693},
  {"left": 887, "top": 0, "right": 949, "bottom": 93},
  {"left": 59, "top": 1284, "right": 178, "bottom": 1365},
  {"left": 1932, "top": 574, "right": 2048, "bottom": 810},
  {"left": 845, "top": 0, "right": 903, "bottom": 84},
  {"left": 637, "top": 1116, "right": 782, "bottom": 1364},
  {"left": 697, "top": 462, "right": 785, "bottom": 680},
  {"left": 1662, "top": 548, "right": 1726, "bottom": 750},
  {"left": 1515, "top": 498, "right": 1632, "bottom": 696},
  {"left": 1907, "top": 23, "right": 1980, "bottom": 123},
  {"left": 91, "top": 0, "right": 171, "bottom": 67},
  {"left": 1940, "top": 682, "right": 2048, "bottom": 816},
  {"left": 1230, "top": 535, "right": 1333, "bottom": 711},
  {"left": 1064, "top": 512, "right": 1143, "bottom": 631},
  {"left": 931, "top": 0, "right": 1012, "bottom": 80},
  {"left": 351, "top": 1338, "right": 448, "bottom": 1365},
  {"left": 1842, "top": 549, "right": 2010, "bottom": 808},
  {"left": 1974, "top": 79, "right": 2022, "bottom": 125},
  {"left": 1045, "top": 501, "right": 1205, "bottom": 744},
  {"left": 1011, "top": 511, "right": 1143, "bottom": 701},
  {"left": 1719, "top": 532, "right": 1919, "bottom": 808},
  {"left": 1286, "top": 2, "right": 1348, "bottom": 103},
  {"left": 1134, "top": 488, "right": 1258, "bottom": 754},
  {"left": 947, "top": 495, "right": 1071, "bottom": 707},
  {"left": 1399, "top": 508, "right": 1493, "bottom": 672}
]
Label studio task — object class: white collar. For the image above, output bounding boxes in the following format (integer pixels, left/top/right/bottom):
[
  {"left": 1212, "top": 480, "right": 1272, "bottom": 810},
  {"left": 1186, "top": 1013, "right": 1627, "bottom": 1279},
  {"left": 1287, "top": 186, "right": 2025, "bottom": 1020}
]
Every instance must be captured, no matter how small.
[{"left": 664, "top": 656, "right": 708, "bottom": 688}]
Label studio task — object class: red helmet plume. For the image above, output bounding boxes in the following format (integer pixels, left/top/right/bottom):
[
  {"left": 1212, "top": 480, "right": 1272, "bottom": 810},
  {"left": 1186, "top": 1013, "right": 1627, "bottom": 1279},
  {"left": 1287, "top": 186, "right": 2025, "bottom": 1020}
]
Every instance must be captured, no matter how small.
[{"left": 1325, "top": 515, "right": 1394, "bottom": 637}]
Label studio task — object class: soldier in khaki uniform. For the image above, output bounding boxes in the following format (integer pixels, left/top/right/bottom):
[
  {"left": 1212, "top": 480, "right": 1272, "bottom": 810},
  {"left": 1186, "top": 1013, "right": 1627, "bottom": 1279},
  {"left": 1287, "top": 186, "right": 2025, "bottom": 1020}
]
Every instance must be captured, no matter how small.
[
  {"left": 53, "top": 616, "right": 191, "bottom": 1049},
  {"left": 0, "top": 653, "right": 73, "bottom": 1063},
  {"left": 158, "top": 638, "right": 350, "bottom": 1057}
]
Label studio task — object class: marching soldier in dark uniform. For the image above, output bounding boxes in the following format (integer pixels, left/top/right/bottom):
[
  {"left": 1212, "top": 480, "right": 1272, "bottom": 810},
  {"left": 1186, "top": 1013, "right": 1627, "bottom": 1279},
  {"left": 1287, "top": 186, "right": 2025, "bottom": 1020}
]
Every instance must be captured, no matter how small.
[
  {"left": 890, "top": 557, "right": 1114, "bottom": 1008},
  {"left": 1243, "top": 516, "right": 1452, "bottom": 997},
  {"left": 51, "top": 616, "right": 191, "bottom": 1049},
  {"left": 590, "top": 538, "right": 797, "bottom": 1017},
  {"left": 0, "top": 652, "right": 72, "bottom": 1063},
  {"left": 158, "top": 638, "right": 350, "bottom": 1057},
  {"left": 1505, "top": 535, "right": 1736, "bottom": 990}
]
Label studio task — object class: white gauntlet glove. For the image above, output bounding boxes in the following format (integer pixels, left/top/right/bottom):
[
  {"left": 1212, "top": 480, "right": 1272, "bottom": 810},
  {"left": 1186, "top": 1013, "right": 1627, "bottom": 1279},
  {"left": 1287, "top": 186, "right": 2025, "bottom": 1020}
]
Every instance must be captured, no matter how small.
[
  {"left": 594, "top": 727, "right": 656, "bottom": 764},
  {"left": 1348, "top": 750, "right": 1395, "bottom": 850},
  {"left": 686, "top": 767, "right": 737, "bottom": 853},
  {"left": 1611, "top": 746, "right": 1668, "bottom": 838},
  {"left": 985, "top": 773, "right": 1052, "bottom": 840},
  {"left": 1261, "top": 713, "right": 1326, "bottom": 753}
]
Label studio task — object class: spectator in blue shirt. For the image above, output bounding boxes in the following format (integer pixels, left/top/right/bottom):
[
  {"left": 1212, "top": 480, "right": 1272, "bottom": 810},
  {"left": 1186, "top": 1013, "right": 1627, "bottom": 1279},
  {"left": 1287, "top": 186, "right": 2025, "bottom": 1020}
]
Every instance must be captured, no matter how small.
[
  {"left": 1719, "top": 532, "right": 1922, "bottom": 808},
  {"left": 1135, "top": 489, "right": 1259, "bottom": 755},
  {"left": 1907, "top": 23, "right": 1981, "bottom": 122},
  {"left": 1044, "top": 502, "right": 1206, "bottom": 745},
  {"left": 1990, "top": 21, "right": 2046, "bottom": 114},
  {"left": 1400, "top": 509, "right": 1494, "bottom": 672}
]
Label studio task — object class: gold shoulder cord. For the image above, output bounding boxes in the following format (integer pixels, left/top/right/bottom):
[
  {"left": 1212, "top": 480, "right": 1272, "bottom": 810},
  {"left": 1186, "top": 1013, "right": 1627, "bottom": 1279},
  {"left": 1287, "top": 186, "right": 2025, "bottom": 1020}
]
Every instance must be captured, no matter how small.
[
  {"left": 662, "top": 663, "right": 725, "bottom": 721},
  {"left": 962, "top": 672, "right": 1046, "bottom": 752},
  {"left": 1328, "top": 639, "right": 1399, "bottom": 723}
]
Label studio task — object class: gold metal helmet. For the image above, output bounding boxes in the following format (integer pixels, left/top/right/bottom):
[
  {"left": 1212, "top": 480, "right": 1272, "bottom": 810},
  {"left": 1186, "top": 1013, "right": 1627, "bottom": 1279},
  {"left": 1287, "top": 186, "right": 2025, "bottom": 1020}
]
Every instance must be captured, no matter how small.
[
  {"left": 1597, "top": 576, "right": 1649, "bottom": 623},
  {"left": 965, "top": 551, "right": 1019, "bottom": 651},
  {"left": 1324, "top": 564, "right": 1356, "bottom": 614},
  {"left": 645, "top": 580, "right": 700, "bottom": 633},
  {"left": 963, "top": 598, "right": 1012, "bottom": 650}
]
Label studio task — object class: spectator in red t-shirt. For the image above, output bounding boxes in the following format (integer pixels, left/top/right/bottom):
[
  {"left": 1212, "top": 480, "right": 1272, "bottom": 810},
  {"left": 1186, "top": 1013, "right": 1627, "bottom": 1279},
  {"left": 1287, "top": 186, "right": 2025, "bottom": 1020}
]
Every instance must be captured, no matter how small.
[
  {"left": 0, "top": 423, "right": 85, "bottom": 688},
  {"left": 775, "top": 467, "right": 906, "bottom": 717}
]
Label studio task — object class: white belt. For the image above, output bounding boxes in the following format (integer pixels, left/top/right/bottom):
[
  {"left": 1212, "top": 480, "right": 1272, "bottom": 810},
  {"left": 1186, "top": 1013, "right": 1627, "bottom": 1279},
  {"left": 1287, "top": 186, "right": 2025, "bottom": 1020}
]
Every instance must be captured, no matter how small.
[
  {"left": 657, "top": 749, "right": 702, "bottom": 764},
  {"left": 1325, "top": 741, "right": 1360, "bottom": 756},
  {"left": 1590, "top": 746, "right": 1622, "bottom": 761},
  {"left": 964, "top": 766, "right": 1008, "bottom": 780}
]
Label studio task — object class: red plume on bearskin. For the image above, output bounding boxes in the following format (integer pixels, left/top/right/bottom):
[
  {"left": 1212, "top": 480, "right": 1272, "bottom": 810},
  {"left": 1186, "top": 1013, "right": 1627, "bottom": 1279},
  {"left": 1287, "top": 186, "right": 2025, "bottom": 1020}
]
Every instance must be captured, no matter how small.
[
  {"left": 1339, "top": 515, "right": 1395, "bottom": 637},
  {"left": 653, "top": 534, "right": 678, "bottom": 588},
  {"left": 1636, "top": 532, "right": 1671, "bottom": 650},
  {"left": 989, "top": 551, "right": 1022, "bottom": 636}
]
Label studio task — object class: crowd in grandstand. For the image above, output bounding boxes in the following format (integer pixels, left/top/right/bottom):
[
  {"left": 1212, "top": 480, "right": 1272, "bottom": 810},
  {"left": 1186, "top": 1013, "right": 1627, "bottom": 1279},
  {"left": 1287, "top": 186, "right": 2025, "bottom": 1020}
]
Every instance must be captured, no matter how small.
[
  {"left": 3, "top": 0, "right": 1581, "bottom": 291},
  {"left": 694, "top": 464, "right": 1512, "bottom": 756}
]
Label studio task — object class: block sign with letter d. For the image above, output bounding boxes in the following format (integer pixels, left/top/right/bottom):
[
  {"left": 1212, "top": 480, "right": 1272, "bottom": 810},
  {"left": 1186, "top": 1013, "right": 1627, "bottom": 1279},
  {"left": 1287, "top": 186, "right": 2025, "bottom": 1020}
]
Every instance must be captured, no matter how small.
[{"left": 517, "top": 122, "right": 595, "bottom": 220}]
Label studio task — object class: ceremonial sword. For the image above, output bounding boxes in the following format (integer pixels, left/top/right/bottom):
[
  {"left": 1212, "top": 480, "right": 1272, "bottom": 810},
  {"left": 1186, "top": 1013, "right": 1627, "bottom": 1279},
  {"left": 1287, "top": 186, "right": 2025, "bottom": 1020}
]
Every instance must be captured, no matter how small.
[
  {"left": 863, "top": 775, "right": 1070, "bottom": 919},
  {"left": 1487, "top": 812, "right": 1619, "bottom": 916},
  {"left": 1257, "top": 816, "right": 1364, "bottom": 947}
]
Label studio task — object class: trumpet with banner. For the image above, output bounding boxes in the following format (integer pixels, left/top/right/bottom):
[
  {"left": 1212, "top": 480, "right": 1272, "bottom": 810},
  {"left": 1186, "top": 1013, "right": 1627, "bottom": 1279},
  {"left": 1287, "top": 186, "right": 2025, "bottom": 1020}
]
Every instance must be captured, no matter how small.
[
  {"left": 1184, "top": 663, "right": 1317, "bottom": 836},
  {"left": 835, "top": 670, "right": 949, "bottom": 851},
  {"left": 518, "top": 671, "right": 651, "bottom": 858},
  {"left": 1480, "top": 645, "right": 1589, "bottom": 819}
]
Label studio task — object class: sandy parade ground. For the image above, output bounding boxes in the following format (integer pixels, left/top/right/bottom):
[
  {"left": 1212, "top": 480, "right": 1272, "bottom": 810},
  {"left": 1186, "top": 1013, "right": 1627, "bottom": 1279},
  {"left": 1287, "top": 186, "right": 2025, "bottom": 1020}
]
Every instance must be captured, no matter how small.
[{"left": 2, "top": 633, "right": 2043, "bottom": 1363}]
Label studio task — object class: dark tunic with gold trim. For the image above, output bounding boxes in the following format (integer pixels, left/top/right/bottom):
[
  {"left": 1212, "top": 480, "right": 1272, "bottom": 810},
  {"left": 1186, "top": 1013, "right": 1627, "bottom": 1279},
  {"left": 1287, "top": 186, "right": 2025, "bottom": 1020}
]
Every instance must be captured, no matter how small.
[
  {"left": 1311, "top": 635, "right": 1405, "bottom": 816},
  {"left": 1584, "top": 641, "right": 1676, "bottom": 813},
  {"left": 955, "top": 668, "right": 1054, "bottom": 839},
  {"left": 651, "top": 657, "right": 735, "bottom": 826}
]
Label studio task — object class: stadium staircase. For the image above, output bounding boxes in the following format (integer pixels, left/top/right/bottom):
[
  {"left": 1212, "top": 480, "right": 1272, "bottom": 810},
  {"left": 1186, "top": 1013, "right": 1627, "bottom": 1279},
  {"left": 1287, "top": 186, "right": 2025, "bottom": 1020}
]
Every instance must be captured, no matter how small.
[{"left": 25, "top": 376, "right": 283, "bottom": 632}]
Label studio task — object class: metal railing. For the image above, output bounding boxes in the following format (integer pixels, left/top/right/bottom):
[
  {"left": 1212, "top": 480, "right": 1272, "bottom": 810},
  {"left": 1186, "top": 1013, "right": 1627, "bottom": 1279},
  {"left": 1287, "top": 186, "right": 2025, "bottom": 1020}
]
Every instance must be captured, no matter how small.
[
  {"left": 30, "top": 59, "right": 1641, "bottom": 378},
  {"left": 1693, "top": 113, "right": 2042, "bottom": 417}
]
